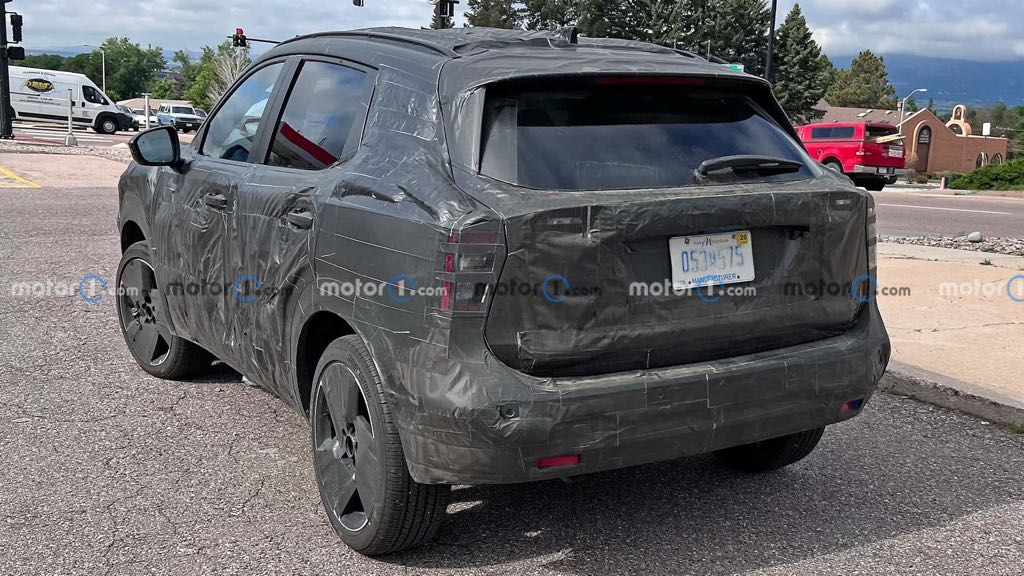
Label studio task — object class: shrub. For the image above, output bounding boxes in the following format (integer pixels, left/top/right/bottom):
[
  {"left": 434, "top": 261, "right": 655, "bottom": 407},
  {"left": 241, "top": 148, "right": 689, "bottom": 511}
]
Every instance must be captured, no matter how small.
[{"left": 949, "top": 158, "right": 1024, "bottom": 190}]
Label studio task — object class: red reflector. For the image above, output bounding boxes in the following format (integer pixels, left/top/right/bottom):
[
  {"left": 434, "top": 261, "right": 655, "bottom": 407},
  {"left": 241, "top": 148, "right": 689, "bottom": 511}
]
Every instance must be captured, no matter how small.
[
  {"left": 536, "top": 454, "right": 580, "bottom": 469},
  {"left": 595, "top": 76, "right": 704, "bottom": 86},
  {"left": 841, "top": 399, "right": 864, "bottom": 413}
]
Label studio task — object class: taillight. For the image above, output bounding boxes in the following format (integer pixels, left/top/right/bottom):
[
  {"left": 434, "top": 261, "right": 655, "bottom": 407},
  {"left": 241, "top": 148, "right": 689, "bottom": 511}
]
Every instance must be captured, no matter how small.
[
  {"left": 856, "top": 144, "right": 866, "bottom": 156},
  {"left": 438, "top": 223, "right": 501, "bottom": 314}
]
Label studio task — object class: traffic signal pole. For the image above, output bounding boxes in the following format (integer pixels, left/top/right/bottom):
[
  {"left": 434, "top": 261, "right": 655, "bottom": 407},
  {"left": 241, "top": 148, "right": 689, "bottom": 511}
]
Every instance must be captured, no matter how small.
[{"left": 0, "top": 0, "right": 14, "bottom": 139}]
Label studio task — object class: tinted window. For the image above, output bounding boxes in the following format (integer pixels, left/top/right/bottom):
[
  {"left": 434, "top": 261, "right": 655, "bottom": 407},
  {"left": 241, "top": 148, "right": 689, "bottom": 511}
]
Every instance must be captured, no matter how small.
[
  {"left": 172, "top": 106, "right": 195, "bottom": 114},
  {"left": 810, "top": 127, "right": 833, "bottom": 139},
  {"left": 265, "top": 61, "right": 370, "bottom": 170},
  {"left": 480, "top": 81, "right": 814, "bottom": 190},
  {"left": 202, "top": 63, "right": 283, "bottom": 162},
  {"left": 83, "top": 86, "right": 107, "bottom": 105},
  {"left": 832, "top": 126, "right": 855, "bottom": 139},
  {"left": 866, "top": 125, "right": 898, "bottom": 138}
]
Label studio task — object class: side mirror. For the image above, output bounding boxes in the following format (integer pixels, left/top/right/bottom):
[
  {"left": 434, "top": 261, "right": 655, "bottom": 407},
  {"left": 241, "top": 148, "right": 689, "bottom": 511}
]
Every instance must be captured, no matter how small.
[{"left": 129, "top": 126, "right": 182, "bottom": 168}]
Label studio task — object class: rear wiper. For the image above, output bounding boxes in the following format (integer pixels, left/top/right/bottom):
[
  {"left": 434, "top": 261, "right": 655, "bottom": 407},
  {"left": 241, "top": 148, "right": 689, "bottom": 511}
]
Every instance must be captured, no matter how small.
[{"left": 695, "top": 155, "right": 804, "bottom": 178}]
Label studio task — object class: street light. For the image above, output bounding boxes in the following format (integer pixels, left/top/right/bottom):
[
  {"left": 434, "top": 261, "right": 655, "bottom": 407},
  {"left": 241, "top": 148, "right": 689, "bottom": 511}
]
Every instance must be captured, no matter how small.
[
  {"left": 898, "top": 88, "right": 927, "bottom": 133},
  {"left": 82, "top": 43, "right": 106, "bottom": 95}
]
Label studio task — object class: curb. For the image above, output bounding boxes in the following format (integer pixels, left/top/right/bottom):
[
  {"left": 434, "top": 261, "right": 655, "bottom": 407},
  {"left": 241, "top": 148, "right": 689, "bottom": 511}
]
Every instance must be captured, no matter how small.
[{"left": 880, "top": 361, "right": 1024, "bottom": 428}]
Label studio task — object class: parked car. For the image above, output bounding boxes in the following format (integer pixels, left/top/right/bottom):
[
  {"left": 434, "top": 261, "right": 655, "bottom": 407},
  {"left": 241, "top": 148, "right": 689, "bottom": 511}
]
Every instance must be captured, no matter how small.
[
  {"left": 117, "top": 105, "right": 141, "bottom": 131},
  {"left": 119, "top": 27, "right": 890, "bottom": 556},
  {"left": 129, "top": 107, "right": 159, "bottom": 130},
  {"left": 796, "top": 122, "right": 906, "bottom": 191},
  {"left": 155, "top": 103, "right": 205, "bottom": 133},
  {"left": 10, "top": 65, "right": 133, "bottom": 133}
]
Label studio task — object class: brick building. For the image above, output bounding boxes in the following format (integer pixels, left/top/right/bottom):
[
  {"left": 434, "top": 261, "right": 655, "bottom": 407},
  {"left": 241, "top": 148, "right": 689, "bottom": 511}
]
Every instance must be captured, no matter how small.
[{"left": 814, "top": 102, "right": 1008, "bottom": 174}]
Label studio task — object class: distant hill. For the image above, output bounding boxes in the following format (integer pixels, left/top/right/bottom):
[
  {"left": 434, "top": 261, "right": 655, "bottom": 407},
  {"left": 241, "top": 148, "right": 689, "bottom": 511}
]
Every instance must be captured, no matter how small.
[{"left": 831, "top": 54, "right": 1024, "bottom": 111}]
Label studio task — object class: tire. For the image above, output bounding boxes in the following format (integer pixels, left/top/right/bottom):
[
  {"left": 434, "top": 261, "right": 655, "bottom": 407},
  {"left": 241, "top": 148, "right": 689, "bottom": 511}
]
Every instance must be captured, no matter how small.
[
  {"left": 824, "top": 159, "right": 844, "bottom": 174},
  {"left": 96, "top": 116, "right": 119, "bottom": 135},
  {"left": 116, "top": 241, "right": 209, "bottom": 379},
  {"left": 310, "top": 335, "right": 450, "bottom": 556},
  {"left": 864, "top": 179, "right": 886, "bottom": 192},
  {"left": 715, "top": 427, "right": 825, "bottom": 473}
]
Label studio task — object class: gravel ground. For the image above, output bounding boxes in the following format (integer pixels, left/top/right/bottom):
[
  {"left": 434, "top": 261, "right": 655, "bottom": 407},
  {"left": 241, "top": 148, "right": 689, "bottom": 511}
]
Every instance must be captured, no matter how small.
[
  {"left": 879, "top": 235, "right": 1024, "bottom": 257},
  {"left": 0, "top": 140, "right": 132, "bottom": 163},
  {"left": 1, "top": 180, "right": 1023, "bottom": 576}
]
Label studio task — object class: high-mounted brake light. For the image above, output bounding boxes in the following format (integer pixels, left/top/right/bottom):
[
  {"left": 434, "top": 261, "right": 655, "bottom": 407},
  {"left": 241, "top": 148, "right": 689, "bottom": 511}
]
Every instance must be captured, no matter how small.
[
  {"left": 595, "top": 76, "right": 705, "bottom": 86},
  {"left": 537, "top": 454, "right": 580, "bottom": 469}
]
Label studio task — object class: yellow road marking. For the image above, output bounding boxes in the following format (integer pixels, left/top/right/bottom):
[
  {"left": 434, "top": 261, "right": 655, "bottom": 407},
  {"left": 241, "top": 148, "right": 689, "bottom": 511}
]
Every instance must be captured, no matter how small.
[{"left": 0, "top": 166, "right": 41, "bottom": 189}]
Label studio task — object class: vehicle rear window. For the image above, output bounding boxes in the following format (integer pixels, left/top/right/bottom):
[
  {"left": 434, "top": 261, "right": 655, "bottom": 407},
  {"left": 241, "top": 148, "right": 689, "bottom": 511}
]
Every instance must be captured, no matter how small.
[
  {"left": 172, "top": 107, "right": 194, "bottom": 114},
  {"left": 479, "top": 80, "right": 814, "bottom": 190},
  {"left": 866, "top": 125, "right": 898, "bottom": 138}
]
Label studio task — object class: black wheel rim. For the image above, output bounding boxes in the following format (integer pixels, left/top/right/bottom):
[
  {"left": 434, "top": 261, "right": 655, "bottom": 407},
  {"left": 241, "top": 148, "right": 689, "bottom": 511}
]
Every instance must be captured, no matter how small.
[
  {"left": 313, "top": 362, "right": 378, "bottom": 533},
  {"left": 118, "top": 258, "right": 172, "bottom": 366}
]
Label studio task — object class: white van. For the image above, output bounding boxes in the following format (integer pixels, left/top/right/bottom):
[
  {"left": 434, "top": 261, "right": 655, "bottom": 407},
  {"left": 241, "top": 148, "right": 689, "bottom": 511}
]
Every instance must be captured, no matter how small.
[{"left": 10, "top": 66, "right": 133, "bottom": 134}]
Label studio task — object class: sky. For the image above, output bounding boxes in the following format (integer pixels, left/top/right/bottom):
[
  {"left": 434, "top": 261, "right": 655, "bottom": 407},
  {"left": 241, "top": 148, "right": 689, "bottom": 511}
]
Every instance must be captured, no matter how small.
[{"left": 16, "top": 0, "right": 1024, "bottom": 62}]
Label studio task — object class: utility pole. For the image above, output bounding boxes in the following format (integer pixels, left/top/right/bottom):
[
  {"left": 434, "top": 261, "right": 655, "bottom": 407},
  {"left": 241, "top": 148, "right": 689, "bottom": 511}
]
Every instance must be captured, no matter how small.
[
  {"left": 0, "top": 0, "right": 15, "bottom": 139},
  {"left": 764, "top": 0, "right": 778, "bottom": 82}
]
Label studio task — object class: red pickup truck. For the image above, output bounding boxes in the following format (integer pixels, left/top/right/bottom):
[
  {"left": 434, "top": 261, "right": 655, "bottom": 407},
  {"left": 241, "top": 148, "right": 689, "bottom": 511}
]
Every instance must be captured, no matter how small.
[{"left": 796, "top": 122, "right": 906, "bottom": 191}]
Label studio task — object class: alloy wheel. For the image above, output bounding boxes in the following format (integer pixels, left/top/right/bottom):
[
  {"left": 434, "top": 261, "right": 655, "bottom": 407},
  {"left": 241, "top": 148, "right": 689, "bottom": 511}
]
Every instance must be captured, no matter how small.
[{"left": 117, "top": 258, "right": 171, "bottom": 366}]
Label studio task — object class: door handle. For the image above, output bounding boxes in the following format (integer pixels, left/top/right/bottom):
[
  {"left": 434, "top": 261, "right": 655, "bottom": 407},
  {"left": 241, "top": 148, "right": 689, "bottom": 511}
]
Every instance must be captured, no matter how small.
[
  {"left": 285, "top": 209, "right": 313, "bottom": 230},
  {"left": 202, "top": 193, "right": 228, "bottom": 210}
]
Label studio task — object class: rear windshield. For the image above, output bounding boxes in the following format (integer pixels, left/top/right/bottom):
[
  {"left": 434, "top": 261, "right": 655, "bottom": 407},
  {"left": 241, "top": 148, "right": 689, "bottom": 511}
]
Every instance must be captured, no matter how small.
[
  {"left": 172, "top": 107, "right": 195, "bottom": 114},
  {"left": 866, "top": 125, "right": 898, "bottom": 138},
  {"left": 479, "top": 80, "right": 815, "bottom": 190}
]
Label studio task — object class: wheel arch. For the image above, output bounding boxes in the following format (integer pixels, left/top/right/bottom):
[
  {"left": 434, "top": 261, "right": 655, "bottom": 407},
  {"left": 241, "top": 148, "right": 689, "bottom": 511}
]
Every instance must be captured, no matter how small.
[
  {"left": 294, "top": 310, "right": 357, "bottom": 416},
  {"left": 94, "top": 112, "right": 119, "bottom": 133},
  {"left": 120, "top": 220, "right": 146, "bottom": 253}
]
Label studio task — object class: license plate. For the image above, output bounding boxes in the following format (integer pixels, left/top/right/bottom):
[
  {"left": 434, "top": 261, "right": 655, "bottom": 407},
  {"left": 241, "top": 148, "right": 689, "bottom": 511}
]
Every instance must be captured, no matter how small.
[
  {"left": 669, "top": 231, "right": 755, "bottom": 290},
  {"left": 888, "top": 145, "right": 903, "bottom": 156}
]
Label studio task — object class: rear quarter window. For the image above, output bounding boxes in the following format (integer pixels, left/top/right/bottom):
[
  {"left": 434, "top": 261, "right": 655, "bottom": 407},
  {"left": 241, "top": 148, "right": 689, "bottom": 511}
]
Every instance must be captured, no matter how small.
[{"left": 479, "top": 79, "right": 815, "bottom": 191}]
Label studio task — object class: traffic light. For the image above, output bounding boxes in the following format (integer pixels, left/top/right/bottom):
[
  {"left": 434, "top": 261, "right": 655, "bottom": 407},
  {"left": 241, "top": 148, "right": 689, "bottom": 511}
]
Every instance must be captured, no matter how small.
[
  {"left": 232, "top": 28, "right": 247, "bottom": 48},
  {"left": 9, "top": 12, "right": 21, "bottom": 43}
]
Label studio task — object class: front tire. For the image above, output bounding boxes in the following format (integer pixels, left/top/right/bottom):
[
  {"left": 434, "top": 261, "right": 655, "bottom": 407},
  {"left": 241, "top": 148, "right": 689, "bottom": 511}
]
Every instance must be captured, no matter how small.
[
  {"left": 116, "top": 241, "right": 208, "bottom": 379},
  {"left": 310, "top": 335, "right": 450, "bottom": 556},
  {"left": 96, "top": 116, "right": 119, "bottom": 135},
  {"left": 715, "top": 427, "right": 825, "bottom": 473}
]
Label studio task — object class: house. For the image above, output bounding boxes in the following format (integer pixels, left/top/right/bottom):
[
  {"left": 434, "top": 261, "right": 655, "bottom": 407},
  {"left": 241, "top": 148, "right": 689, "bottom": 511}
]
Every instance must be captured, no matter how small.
[{"left": 813, "top": 102, "right": 1008, "bottom": 174}]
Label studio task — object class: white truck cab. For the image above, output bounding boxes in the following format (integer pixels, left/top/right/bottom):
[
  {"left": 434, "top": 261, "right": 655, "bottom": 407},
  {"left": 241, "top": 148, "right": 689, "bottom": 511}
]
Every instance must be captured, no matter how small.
[{"left": 10, "top": 65, "right": 133, "bottom": 134}]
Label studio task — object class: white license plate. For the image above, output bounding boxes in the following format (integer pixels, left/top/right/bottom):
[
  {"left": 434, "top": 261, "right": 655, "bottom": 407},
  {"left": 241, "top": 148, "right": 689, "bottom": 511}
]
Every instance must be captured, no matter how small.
[
  {"left": 888, "top": 145, "right": 903, "bottom": 156},
  {"left": 669, "top": 231, "right": 755, "bottom": 290}
]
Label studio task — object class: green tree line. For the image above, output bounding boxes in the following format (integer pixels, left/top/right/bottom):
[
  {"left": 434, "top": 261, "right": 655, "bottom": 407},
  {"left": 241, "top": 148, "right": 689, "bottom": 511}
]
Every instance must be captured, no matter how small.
[{"left": 460, "top": 0, "right": 900, "bottom": 123}]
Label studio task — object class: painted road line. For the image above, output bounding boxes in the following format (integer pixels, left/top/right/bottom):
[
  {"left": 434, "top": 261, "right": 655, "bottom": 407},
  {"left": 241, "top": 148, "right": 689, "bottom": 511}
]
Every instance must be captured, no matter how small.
[
  {"left": 0, "top": 166, "right": 41, "bottom": 189},
  {"left": 877, "top": 203, "right": 1013, "bottom": 216}
]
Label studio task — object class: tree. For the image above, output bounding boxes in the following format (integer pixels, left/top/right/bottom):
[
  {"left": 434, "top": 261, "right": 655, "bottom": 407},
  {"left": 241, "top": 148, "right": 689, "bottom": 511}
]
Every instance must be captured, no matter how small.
[
  {"left": 771, "top": 4, "right": 831, "bottom": 123},
  {"left": 181, "top": 42, "right": 251, "bottom": 110},
  {"left": 905, "top": 95, "right": 918, "bottom": 113},
  {"left": 523, "top": 0, "right": 579, "bottom": 29},
  {"left": 687, "top": 0, "right": 770, "bottom": 75},
  {"left": 825, "top": 50, "right": 897, "bottom": 109},
  {"left": 22, "top": 54, "right": 66, "bottom": 70},
  {"left": 465, "top": 0, "right": 521, "bottom": 28},
  {"left": 927, "top": 98, "right": 936, "bottom": 113},
  {"left": 430, "top": 8, "right": 455, "bottom": 28}
]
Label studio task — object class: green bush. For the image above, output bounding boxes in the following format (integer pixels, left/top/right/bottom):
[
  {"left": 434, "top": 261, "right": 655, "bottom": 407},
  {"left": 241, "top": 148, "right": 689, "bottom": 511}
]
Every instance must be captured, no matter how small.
[{"left": 949, "top": 158, "right": 1024, "bottom": 190}]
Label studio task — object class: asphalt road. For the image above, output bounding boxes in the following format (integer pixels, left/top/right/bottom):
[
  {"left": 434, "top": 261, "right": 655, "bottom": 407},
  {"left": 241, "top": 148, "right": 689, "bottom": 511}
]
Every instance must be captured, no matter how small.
[
  {"left": 1, "top": 164, "right": 1023, "bottom": 575},
  {"left": 872, "top": 188, "right": 1024, "bottom": 238}
]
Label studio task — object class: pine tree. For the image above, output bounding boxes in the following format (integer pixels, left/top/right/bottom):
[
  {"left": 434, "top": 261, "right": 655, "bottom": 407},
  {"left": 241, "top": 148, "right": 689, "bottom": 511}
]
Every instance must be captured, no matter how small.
[
  {"left": 690, "top": 0, "right": 770, "bottom": 75},
  {"left": 771, "top": 4, "right": 831, "bottom": 123},
  {"left": 826, "top": 50, "right": 898, "bottom": 109},
  {"left": 430, "top": 6, "right": 455, "bottom": 28},
  {"left": 465, "top": 0, "right": 521, "bottom": 28}
]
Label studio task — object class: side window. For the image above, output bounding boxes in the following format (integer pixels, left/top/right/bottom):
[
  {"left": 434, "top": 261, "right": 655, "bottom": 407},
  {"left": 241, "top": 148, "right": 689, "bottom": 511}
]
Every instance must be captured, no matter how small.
[
  {"left": 201, "top": 63, "right": 284, "bottom": 162},
  {"left": 832, "top": 126, "right": 856, "bottom": 139},
  {"left": 83, "top": 86, "right": 107, "bottom": 105},
  {"left": 265, "top": 61, "right": 370, "bottom": 170},
  {"left": 810, "top": 127, "right": 832, "bottom": 139}
]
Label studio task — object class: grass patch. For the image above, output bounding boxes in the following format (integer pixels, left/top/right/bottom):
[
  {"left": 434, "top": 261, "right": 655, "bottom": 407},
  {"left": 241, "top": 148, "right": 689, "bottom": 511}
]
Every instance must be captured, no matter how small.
[{"left": 980, "top": 259, "right": 994, "bottom": 266}]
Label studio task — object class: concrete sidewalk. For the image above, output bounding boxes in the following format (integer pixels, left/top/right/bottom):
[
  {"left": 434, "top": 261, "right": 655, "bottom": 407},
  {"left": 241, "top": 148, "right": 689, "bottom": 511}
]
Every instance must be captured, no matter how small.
[{"left": 876, "top": 243, "right": 1024, "bottom": 426}]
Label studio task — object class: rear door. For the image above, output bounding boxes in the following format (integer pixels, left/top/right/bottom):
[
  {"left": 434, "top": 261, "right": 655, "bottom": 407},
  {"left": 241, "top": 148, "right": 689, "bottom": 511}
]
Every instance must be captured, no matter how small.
[
  {"left": 224, "top": 55, "right": 375, "bottom": 391},
  {"left": 150, "top": 61, "right": 287, "bottom": 362}
]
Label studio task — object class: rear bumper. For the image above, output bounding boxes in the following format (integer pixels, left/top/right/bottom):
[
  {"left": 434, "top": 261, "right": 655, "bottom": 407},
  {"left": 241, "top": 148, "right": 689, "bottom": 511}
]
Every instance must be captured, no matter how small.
[
  {"left": 852, "top": 165, "right": 906, "bottom": 176},
  {"left": 400, "top": 303, "right": 890, "bottom": 485}
]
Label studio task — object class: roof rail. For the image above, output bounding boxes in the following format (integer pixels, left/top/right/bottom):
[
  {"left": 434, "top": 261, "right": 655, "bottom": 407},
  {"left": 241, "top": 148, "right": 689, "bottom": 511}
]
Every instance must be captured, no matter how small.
[{"left": 279, "top": 30, "right": 460, "bottom": 58}]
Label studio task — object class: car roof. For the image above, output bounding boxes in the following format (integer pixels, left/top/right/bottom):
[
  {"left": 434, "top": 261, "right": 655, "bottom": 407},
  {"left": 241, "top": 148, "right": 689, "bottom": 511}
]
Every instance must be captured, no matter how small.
[{"left": 265, "top": 26, "right": 762, "bottom": 97}]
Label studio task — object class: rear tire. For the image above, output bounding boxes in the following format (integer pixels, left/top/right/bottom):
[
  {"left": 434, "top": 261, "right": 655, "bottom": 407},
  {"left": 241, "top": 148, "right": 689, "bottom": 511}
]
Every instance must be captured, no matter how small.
[
  {"left": 715, "top": 427, "right": 825, "bottom": 473},
  {"left": 310, "top": 335, "right": 450, "bottom": 556},
  {"left": 823, "top": 159, "right": 844, "bottom": 174},
  {"left": 864, "top": 179, "right": 886, "bottom": 192},
  {"left": 116, "top": 241, "right": 209, "bottom": 380}
]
